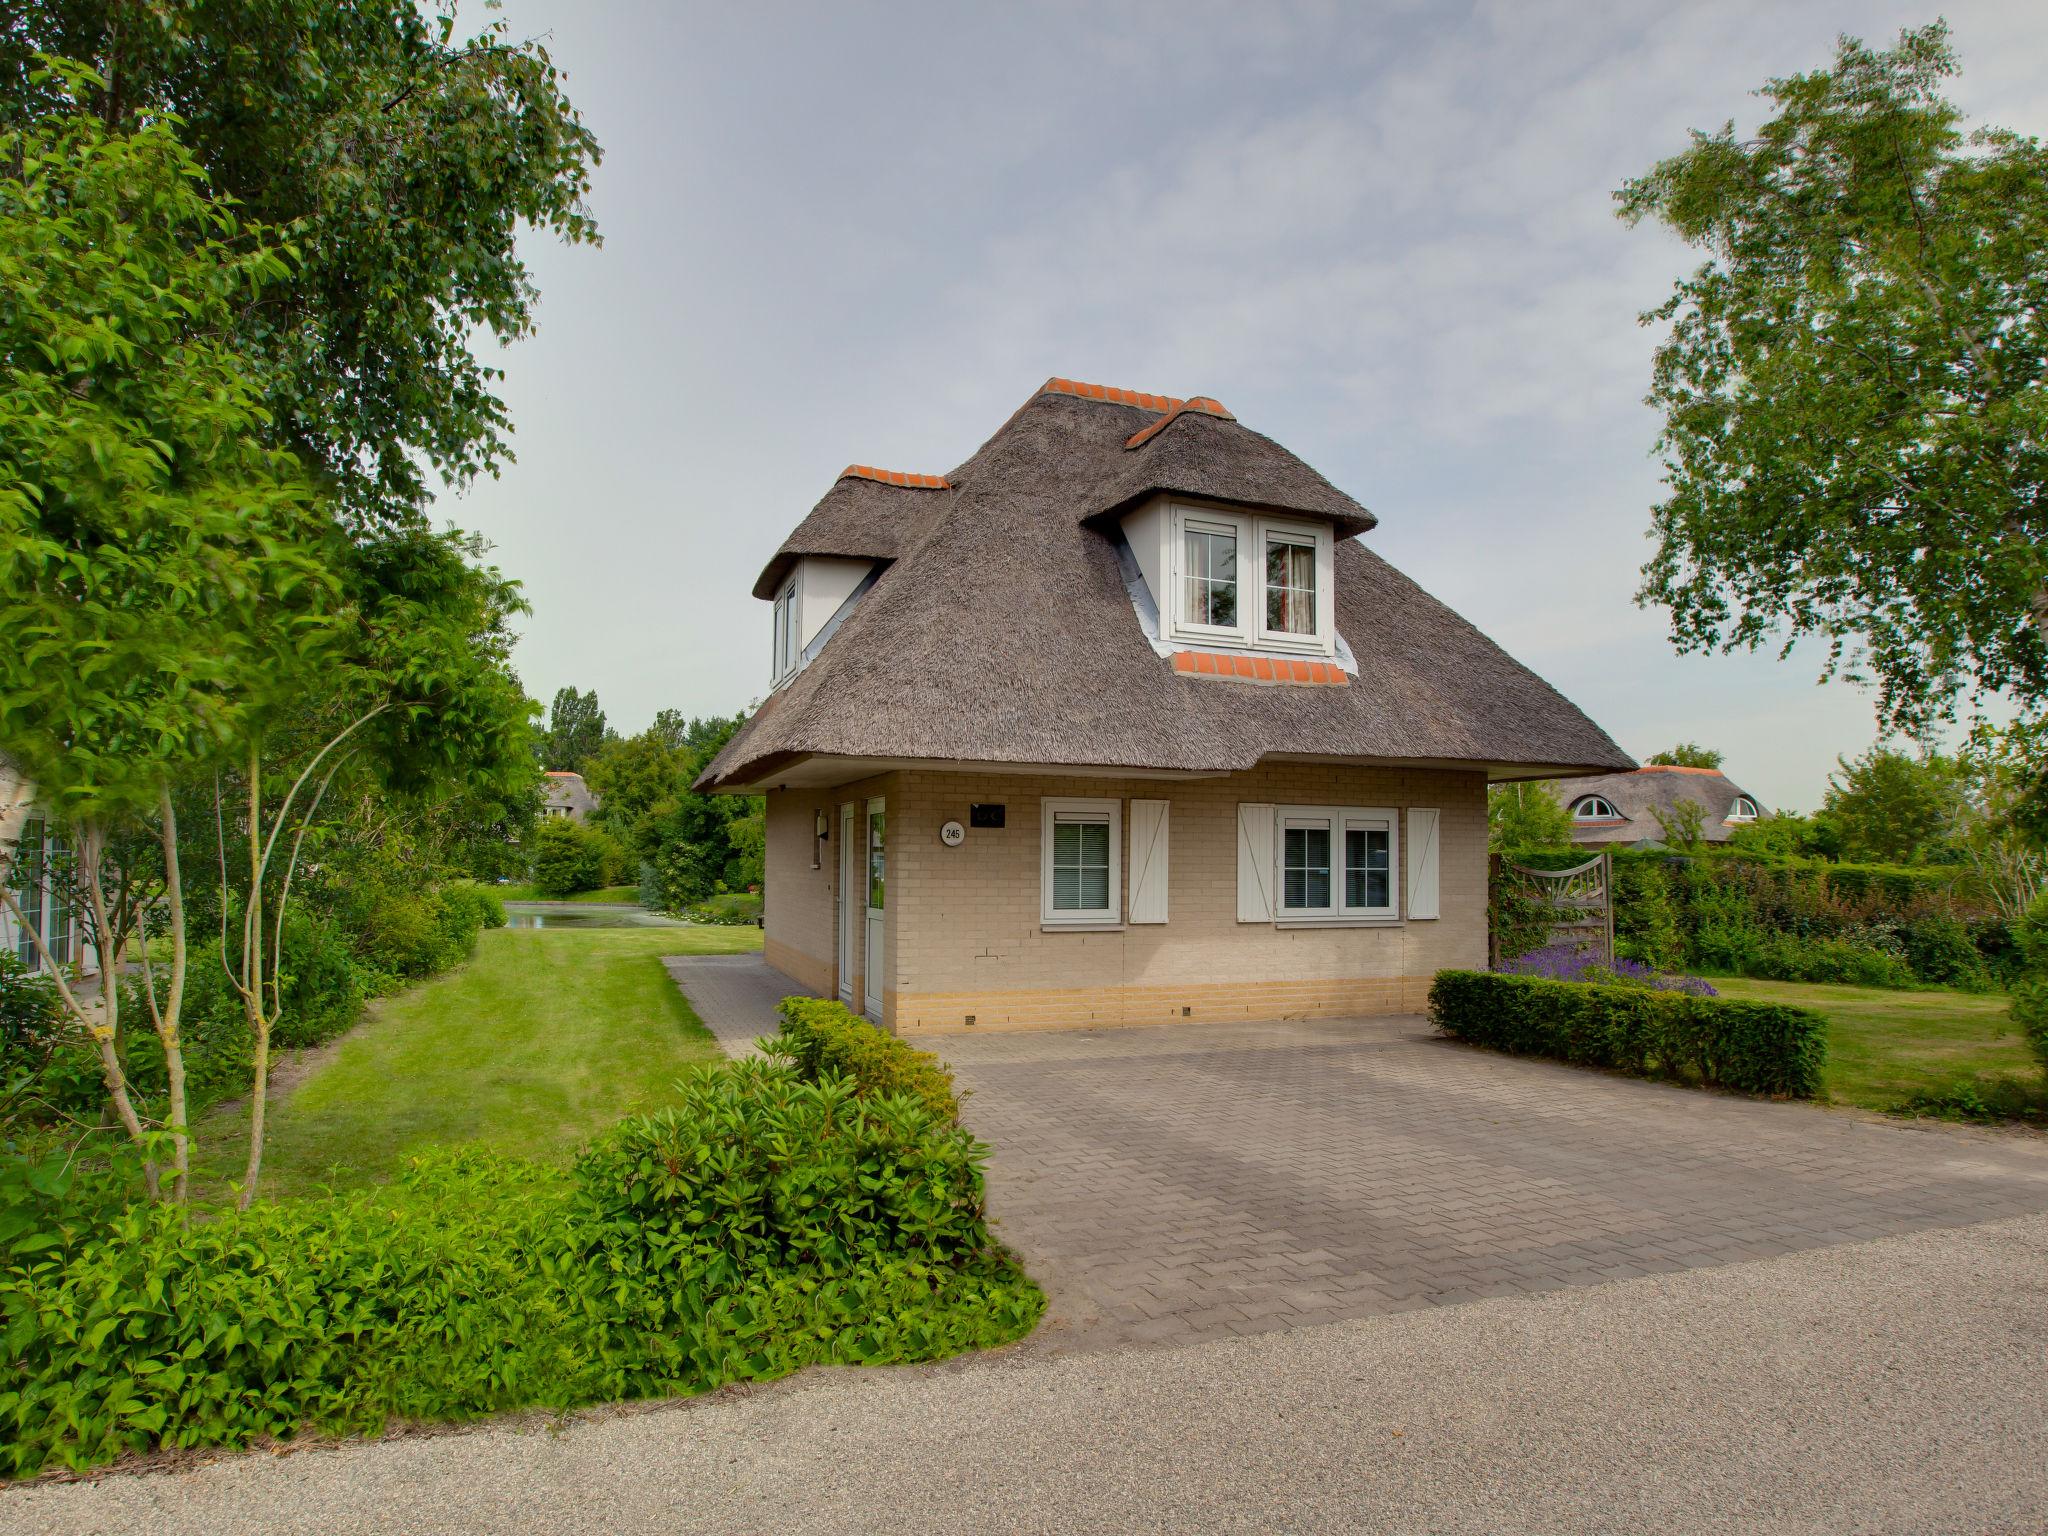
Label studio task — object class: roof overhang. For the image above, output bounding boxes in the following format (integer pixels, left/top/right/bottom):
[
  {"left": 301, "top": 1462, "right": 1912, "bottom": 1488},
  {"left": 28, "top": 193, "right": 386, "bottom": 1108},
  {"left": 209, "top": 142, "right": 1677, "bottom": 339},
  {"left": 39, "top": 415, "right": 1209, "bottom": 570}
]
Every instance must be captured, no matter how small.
[
  {"left": 700, "top": 750, "right": 1635, "bottom": 796},
  {"left": 1086, "top": 488, "right": 1375, "bottom": 542}
]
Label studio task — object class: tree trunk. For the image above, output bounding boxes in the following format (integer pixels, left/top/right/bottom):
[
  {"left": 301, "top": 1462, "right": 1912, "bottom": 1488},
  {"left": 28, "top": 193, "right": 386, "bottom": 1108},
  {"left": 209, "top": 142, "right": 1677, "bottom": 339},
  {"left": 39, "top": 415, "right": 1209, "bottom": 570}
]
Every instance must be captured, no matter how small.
[
  {"left": 158, "top": 785, "right": 190, "bottom": 1204},
  {"left": 239, "top": 750, "right": 267, "bottom": 1211},
  {"left": 76, "top": 821, "right": 156, "bottom": 1199}
]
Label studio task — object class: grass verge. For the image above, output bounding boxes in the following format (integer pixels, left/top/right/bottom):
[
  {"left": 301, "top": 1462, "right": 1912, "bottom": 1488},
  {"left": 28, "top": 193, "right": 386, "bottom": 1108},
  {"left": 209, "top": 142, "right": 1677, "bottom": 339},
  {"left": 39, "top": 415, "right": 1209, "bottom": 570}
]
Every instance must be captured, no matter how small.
[
  {"left": 1710, "top": 977, "right": 2045, "bottom": 1119},
  {"left": 191, "top": 925, "right": 761, "bottom": 1202}
]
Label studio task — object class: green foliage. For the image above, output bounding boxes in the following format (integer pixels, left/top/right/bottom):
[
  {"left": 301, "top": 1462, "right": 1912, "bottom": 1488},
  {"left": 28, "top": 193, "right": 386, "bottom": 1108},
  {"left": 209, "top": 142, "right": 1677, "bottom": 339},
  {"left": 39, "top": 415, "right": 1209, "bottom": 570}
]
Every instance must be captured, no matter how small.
[
  {"left": 769, "top": 998, "right": 961, "bottom": 1125},
  {"left": 1486, "top": 783, "right": 1575, "bottom": 852},
  {"left": 1613, "top": 857, "right": 1682, "bottom": 969},
  {"left": 1821, "top": 747, "right": 1969, "bottom": 866},
  {"left": 1488, "top": 860, "right": 1558, "bottom": 963},
  {"left": 0, "top": 84, "right": 337, "bottom": 816},
  {"left": 2008, "top": 890, "right": 2048, "bottom": 1079},
  {"left": 1650, "top": 797, "right": 1707, "bottom": 851},
  {"left": 2, "top": 10, "right": 601, "bottom": 531},
  {"left": 0, "top": 1064, "right": 1040, "bottom": 1476},
  {"left": 528, "top": 820, "right": 625, "bottom": 900},
  {"left": 540, "top": 687, "right": 609, "bottom": 775},
  {"left": 1430, "top": 970, "right": 1827, "bottom": 1098},
  {"left": 683, "top": 892, "right": 764, "bottom": 927},
  {"left": 1619, "top": 23, "right": 2048, "bottom": 733},
  {"left": 1646, "top": 743, "right": 1723, "bottom": 768}
]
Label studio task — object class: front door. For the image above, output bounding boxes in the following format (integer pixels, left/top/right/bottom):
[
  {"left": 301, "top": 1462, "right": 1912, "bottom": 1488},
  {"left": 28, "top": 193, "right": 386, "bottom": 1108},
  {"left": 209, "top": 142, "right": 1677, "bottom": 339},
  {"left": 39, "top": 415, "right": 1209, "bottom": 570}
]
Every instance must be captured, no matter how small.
[
  {"left": 837, "top": 802, "right": 857, "bottom": 1007},
  {"left": 863, "top": 797, "right": 885, "bottom": 1023}
]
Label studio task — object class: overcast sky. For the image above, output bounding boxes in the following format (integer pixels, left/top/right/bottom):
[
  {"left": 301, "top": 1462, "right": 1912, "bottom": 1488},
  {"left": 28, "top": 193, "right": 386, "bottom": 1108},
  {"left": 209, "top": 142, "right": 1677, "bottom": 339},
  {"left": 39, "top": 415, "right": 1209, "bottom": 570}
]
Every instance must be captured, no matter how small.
[{"left": 436, "top": 0, "right": 2048, "bottom": 811}]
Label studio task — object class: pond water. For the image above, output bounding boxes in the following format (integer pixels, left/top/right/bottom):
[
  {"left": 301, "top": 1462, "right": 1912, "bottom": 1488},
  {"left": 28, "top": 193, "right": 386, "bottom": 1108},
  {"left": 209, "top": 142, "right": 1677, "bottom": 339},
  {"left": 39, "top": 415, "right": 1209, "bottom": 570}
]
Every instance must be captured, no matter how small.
[{"left": 501, "top": 903, "right": 686, "bottom": 930}]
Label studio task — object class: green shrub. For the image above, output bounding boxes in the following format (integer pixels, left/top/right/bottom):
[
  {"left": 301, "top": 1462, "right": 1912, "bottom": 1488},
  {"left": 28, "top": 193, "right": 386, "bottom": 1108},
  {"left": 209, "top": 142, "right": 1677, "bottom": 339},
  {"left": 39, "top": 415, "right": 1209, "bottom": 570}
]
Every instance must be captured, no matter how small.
[
  {"left": 683, "top": 891, "right": 763, "bottom": 926},
  {"left": 2009, "top": 892, "right": 2048, "bottom": 1080},
  {"left": 529, "top": 819, "right": 624, "bottom": 899},
  {"left": 1613, "top": 858, "right": 1682, "bottom": 969},
  {"left": 768, "top": 997, "right": 959, "bottom": 1123},
  {"left": 1429, "top": 969, "right": 1827, "bottom": 1098},
  {"left": 0, "top": 1065, "right": 1041, "bottom": 1477}
]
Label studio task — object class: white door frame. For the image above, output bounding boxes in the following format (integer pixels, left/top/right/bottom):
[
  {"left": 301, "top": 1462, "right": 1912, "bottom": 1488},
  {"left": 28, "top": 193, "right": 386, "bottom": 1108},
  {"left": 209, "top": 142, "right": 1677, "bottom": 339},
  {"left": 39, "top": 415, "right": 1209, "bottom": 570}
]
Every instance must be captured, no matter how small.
[
  {"left": 863, "top": 796, "right": 885, "bottom": 1024},
  {"left": 836, "top": 801, "right": 856, "bottom": 1007}
]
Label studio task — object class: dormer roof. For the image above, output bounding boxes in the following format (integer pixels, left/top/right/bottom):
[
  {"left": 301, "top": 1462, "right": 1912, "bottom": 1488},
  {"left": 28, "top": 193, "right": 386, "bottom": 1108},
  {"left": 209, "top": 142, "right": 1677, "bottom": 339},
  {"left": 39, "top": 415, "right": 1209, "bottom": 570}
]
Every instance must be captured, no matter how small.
[
  {"left": 701, "top": 378, "right": 1630, "bottom": 792},
  {"left": 751, "top": 465, "right": 954, "bottom": 600}
]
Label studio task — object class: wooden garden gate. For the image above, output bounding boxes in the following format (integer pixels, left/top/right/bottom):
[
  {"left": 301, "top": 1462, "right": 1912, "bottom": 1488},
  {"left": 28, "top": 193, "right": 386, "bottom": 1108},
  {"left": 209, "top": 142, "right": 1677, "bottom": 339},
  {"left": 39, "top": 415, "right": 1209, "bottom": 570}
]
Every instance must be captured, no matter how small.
[{"left": 1488, "top": 851, "right": 1614, "bottom": 967}]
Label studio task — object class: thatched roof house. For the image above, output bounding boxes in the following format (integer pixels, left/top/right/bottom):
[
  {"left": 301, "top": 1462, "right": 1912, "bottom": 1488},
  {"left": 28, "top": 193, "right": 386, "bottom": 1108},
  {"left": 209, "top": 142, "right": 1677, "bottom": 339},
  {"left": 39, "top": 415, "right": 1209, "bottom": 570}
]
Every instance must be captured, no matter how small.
[
  {"left": 1547, "top": 765, "right": 1763, "bottom": 847},
  {"left": 542, "top": 771, "right": 597, "bottom": 823},
  {"left": 700, "top": 377, "right": 1630, "bottom": 1034}
]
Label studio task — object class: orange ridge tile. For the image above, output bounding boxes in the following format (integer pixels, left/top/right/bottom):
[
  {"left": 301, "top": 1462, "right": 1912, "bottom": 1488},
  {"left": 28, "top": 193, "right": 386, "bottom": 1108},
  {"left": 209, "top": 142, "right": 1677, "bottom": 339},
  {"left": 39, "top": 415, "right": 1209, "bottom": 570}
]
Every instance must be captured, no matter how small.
[
  {"left": 839, "top": 464, "right": 951, "bottom": 490},
  {"left": 1123, "top": 395, "right": 1236, "bottom": 449},
  {"left": 1166, "top": 651, "right": 1350, "bottom": 686},
  {"left": 1041, "top": 377, "right": 1235, "bottom": 424}
]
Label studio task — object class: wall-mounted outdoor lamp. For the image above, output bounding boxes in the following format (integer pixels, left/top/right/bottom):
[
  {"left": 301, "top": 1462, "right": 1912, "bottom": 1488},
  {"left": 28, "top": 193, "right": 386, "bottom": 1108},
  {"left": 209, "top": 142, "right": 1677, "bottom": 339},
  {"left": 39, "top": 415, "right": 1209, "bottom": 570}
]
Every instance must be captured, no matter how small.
[{"left": 812, "top": 808, "right": 828, "bottom": 870}]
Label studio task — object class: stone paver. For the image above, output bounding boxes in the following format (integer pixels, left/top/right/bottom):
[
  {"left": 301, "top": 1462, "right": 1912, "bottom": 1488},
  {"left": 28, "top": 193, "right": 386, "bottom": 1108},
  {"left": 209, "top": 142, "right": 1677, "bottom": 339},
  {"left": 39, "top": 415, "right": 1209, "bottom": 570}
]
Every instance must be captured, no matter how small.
[
  {"left": 662, "top": 953, "right": 816, "bottom": 1057},
  {"left": 939, "top": 1013, "right": 2048, "bottom": 1351}
]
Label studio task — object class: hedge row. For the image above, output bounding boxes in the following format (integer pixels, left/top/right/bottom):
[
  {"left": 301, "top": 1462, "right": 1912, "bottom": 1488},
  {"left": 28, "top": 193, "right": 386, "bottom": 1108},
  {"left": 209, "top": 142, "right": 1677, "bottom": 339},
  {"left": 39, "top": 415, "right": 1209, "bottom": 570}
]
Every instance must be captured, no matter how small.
[
  {"left": 768, "top": 996, "right": 960, "bottom": 1124},
  {"left": 1429, "top": 970, "right": 1827, "bottom": 1098},
  {"left": 0, "top": 1057, "right": 1040, "bottom": 1476}
]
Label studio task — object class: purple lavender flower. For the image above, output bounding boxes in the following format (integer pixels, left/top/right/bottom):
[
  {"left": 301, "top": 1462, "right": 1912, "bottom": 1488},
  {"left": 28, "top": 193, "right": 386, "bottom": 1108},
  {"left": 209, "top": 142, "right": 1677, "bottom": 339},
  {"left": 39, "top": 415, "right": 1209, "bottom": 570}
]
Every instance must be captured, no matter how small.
[{"left": 1495, "top": 941, "right": 1716, "bottom": 996}]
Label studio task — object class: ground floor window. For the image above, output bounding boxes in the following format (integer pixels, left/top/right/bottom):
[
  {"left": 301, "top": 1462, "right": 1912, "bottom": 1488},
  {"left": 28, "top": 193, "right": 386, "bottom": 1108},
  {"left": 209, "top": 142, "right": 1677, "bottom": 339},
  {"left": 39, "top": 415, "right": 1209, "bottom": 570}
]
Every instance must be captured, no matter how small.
[
  {"left": 1041, "top": 797, "right": 1122, "bottom": 927},
  {"left": 9, "top": 816, "right": 75, "bottom": 972},
  {"left": 1276, "top": 805, "right": 1397, "bottom": 921}
]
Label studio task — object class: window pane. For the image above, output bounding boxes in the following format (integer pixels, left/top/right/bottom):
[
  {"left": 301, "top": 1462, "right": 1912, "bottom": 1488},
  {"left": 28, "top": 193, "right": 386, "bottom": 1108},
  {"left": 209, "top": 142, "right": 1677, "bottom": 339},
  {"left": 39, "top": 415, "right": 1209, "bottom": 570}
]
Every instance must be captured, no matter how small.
[
  {"left": 1265, "top": 539, "right": 1317, "bottom": 635},
  {"left": 867, "top": 810, "right": 885, "bottom": 909},
  {"left": 1052, "top": 815, "right": 1111, "bottom": 913},
  {"left": 1283, "top": 826, "right": 1331, "bottom": 910},
  {"left": 1344, "top": 826, "right": 1391, "bottom": 911},
  {"left": 1183, "top": 527, "right": 1238, "bottom": 627}
]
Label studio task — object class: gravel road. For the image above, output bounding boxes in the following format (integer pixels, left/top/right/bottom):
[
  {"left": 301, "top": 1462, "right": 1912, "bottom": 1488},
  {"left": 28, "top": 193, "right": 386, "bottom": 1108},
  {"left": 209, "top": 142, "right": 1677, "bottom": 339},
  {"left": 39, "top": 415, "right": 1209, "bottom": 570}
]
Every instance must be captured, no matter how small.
[{"left": 9, "top": 1212, "right": 2046, "bottom": 1535}]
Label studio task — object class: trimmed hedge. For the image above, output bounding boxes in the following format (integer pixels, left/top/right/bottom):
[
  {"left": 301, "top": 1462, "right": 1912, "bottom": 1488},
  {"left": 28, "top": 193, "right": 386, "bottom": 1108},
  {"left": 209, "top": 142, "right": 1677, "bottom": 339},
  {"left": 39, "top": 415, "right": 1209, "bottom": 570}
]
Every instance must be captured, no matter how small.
[
  {"left": 1430, "top": 970, "right": 1826, "bottom": 1099},
  {"left": 768, "top": 997, "right": 960, "bottom": 1124}
]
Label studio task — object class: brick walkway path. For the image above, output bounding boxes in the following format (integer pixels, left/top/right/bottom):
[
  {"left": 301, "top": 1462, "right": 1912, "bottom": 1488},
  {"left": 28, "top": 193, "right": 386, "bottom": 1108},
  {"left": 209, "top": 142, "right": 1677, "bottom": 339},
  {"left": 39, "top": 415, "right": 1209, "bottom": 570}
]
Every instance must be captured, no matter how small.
[
  {"left": 940, "top": 1014, "right": 2048, "bottom": 1352},
  {"left": 662, "top": 953, "right": 816, "bottom": 1057}
]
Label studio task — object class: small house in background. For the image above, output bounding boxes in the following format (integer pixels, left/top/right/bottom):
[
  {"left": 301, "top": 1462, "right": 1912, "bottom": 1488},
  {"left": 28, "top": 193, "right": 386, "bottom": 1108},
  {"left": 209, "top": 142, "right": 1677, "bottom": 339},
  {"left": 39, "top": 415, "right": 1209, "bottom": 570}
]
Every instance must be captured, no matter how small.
[
  {"left": 1548, "top": 765, "right": 1763, "bottom": 847},
  {"left": 541, "top": 771, "right": 597, "bottom": 822},
  {"left": 0, "top": 761, "right": 96, "bottom": 978}
]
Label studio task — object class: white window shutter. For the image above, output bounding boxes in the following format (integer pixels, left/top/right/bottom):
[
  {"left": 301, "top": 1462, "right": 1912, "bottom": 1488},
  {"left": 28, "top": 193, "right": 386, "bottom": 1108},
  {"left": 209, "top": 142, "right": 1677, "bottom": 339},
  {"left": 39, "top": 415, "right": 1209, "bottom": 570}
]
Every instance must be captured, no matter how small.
[
  {"left": 1236, "top": 803, "right": 1275, "bottom": 923},
  {"left": 1406, "top": 808, "right": 1441, "bottom": 920},
  {"left": 1129, "top": 800, "right": 1169, "bottom": 924}
]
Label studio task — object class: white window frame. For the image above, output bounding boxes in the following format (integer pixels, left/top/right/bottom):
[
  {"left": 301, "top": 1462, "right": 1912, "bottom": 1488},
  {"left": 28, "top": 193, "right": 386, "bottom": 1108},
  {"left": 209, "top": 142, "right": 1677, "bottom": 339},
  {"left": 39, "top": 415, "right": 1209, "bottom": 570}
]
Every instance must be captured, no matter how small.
[
  {"left": 1726, "top": 796, "right": 1759, "bottom": 822},
  {"left": 1040, "top": 797, "right": 1122, "bottom": 929},
  {"left": 1164, "top": 503, "right": 1333, "bottom": 656},
  {"left": 771, "top": 575, "right": 799, "bottom": 686},
  {"left": 1272, "top": 804, "right": 1398, "bottom": 925},
  {"left": 1572, "top": 795, "right": 1620, "bottom": 821}
]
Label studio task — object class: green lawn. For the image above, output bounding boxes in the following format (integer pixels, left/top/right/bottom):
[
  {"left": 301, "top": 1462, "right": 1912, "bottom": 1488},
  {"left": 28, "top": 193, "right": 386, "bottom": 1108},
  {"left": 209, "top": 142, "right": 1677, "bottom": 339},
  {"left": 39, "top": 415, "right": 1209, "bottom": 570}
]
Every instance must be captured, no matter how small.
[
  {"left": 193, "top": 924, "right": 762, "bottom": 1203},
  {"left": 494, "top": 883, "right": 641, "bottom": 904},
  {"left": 1711, "top": 977, "right": 2045, "bottom": 1116}
]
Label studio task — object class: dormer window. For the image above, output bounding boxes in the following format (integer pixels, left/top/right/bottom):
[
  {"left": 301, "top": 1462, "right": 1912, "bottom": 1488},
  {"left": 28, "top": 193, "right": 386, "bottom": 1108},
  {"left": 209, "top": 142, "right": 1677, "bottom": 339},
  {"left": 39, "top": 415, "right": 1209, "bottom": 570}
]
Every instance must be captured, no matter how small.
[
  {"left": 1727, "top": 796, "right": 1759, "bottom": 822},
  {"left": 771, "top": 577, "right": 798, "bottom": 685},
  {"left": 1573, "top": 795, "right": 1621, "bottom": 821},
  {"left": 1162, "top": 503, "right": 1333, "bottom": 654}
]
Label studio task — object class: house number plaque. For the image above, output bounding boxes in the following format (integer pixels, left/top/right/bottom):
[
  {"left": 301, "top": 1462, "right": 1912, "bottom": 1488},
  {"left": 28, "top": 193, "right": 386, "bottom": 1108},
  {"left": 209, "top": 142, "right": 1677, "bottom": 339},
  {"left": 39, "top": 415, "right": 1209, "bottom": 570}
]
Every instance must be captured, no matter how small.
[{"left": 939, "top": 821, "right": 966, "bottom": 847}]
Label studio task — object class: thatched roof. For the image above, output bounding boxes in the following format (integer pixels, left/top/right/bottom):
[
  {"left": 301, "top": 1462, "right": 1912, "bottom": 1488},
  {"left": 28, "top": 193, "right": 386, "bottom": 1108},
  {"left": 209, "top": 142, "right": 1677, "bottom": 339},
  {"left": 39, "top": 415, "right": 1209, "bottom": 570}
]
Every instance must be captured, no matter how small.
[
  {"left": 752, "top": 469, "right": 953, "bottom": 600},
  {"left": 701, "top": 379, "right": 1633, "bottom": 791},
  {"left": 1547, "top": 766, "right": 1762, "bottom": 845}
]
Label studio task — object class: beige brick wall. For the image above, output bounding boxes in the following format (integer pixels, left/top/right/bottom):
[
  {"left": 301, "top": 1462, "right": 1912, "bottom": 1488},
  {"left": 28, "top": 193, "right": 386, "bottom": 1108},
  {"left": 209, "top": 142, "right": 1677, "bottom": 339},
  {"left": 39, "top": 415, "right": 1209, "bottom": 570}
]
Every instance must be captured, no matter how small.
[{"left": 765, "top": 762, "right": 1486, "bottom": 1035}]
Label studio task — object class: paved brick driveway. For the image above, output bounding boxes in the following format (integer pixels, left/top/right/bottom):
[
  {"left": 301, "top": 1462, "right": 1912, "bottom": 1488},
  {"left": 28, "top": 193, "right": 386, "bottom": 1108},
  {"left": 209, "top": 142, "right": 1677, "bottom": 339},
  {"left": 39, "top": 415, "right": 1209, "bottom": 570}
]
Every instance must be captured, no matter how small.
[{"left": 939, "top": 1014, "right": 2048, "bottom": 1352}]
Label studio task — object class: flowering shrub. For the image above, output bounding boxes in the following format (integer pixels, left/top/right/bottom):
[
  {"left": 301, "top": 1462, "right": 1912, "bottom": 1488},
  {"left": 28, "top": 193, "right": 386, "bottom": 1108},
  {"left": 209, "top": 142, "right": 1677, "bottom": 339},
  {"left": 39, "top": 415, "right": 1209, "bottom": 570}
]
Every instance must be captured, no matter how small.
[{"left": 1497, "top": 942, "right": 1718, "bottom": 998}]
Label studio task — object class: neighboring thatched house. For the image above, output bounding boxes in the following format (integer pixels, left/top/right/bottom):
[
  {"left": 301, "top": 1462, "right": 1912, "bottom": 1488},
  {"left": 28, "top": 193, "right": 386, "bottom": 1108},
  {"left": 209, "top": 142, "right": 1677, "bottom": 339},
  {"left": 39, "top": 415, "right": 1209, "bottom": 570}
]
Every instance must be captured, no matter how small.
[
  {"left": 1546, "top": 765, "right": 1764, "bottom": 848},
  {"left": 542, "top": 771, "right": 597, "bottom": 823},
  {"left": 695, "top": 377, "right": 1631, "bottom": 1033}
]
